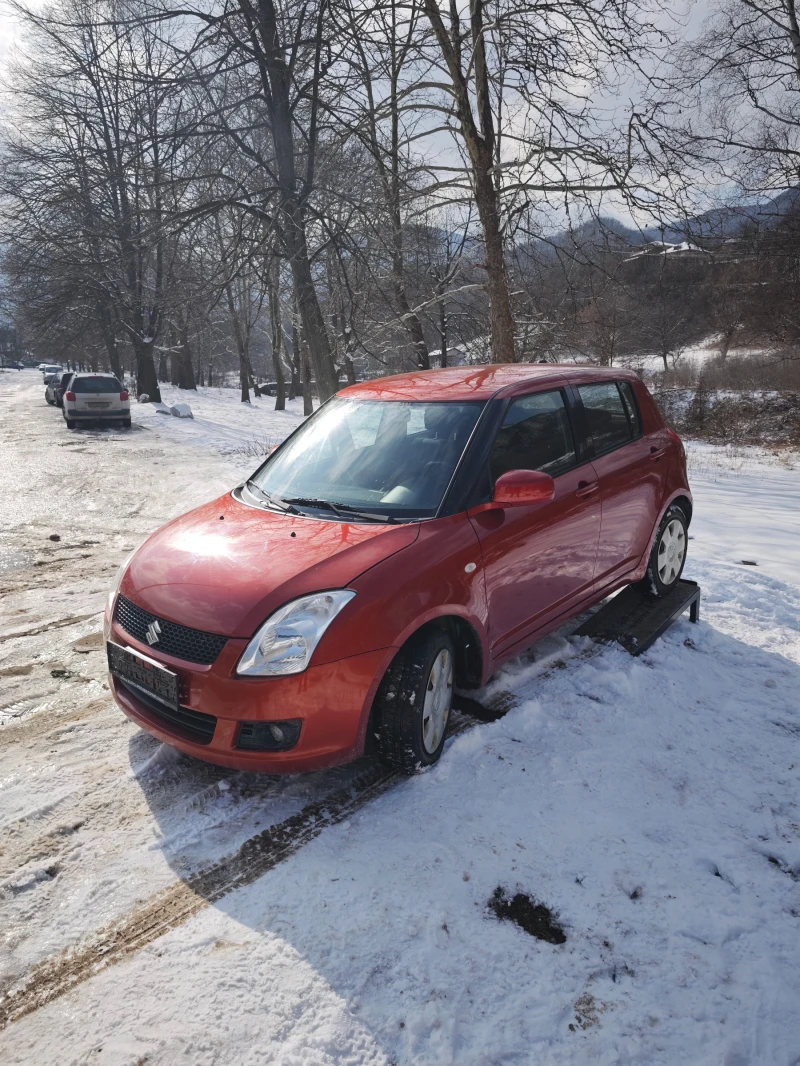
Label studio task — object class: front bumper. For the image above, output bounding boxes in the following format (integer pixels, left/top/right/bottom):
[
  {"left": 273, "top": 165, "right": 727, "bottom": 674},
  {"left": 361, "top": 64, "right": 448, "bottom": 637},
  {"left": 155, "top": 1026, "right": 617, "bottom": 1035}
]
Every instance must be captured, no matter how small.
[{"left": 107, "top": 615, "right": 388, "bottom": 773}]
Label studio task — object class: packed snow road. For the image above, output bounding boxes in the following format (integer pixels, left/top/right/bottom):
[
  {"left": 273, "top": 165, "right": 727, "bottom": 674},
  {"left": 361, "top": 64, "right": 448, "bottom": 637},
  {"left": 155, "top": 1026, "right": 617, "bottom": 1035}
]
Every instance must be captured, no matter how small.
[{"left": 1, "top": 369, "right": 799, "bottom": 1065}]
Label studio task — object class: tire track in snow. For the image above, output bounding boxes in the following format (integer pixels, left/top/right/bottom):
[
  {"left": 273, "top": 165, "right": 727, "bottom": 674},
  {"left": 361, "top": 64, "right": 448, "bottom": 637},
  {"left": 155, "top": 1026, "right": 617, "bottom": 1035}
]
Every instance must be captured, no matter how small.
[{"left": 0, "top": 715, "right": 489, "bottom": 1032}]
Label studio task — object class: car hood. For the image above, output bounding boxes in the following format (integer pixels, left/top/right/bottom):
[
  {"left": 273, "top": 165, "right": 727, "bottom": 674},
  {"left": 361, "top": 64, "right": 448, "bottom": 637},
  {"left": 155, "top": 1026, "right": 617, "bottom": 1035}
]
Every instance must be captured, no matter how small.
[{"left": 119, "top": 490, "right": 420, "bottom": 638}]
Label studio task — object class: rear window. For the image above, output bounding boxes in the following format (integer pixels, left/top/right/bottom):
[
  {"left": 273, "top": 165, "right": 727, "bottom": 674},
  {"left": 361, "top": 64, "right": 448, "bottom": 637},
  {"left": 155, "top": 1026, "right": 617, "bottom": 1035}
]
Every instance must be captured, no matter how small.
[
  {"left": 72, "top": 377, "right": 121, "bottom": 393},
  {"left": 577, "top": 382, "right": 633, "bottom": 454}
]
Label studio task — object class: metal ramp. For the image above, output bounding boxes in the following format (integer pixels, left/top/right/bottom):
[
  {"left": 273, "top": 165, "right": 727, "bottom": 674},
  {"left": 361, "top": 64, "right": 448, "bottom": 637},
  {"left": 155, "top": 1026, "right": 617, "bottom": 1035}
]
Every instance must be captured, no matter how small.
[{"left": 575, "top": 578, "right": 700, "bottom": 657}]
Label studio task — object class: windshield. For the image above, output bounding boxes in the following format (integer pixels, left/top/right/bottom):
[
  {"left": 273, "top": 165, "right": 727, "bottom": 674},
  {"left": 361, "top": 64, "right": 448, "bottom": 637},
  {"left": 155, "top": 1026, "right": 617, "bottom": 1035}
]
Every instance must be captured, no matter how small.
[{"left": 249, "top": 397, "right": 484, "bottom": 521}]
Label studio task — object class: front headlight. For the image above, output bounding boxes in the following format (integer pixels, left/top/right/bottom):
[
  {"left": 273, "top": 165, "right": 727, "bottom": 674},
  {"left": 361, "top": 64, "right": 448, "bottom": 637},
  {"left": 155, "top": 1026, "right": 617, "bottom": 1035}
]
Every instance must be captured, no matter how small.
[
  {"left": 236, "top": 590, "right": 356, "bottom": 677},
  {"left": 103, "top": 548, "right": 137, "bottom": 640}
]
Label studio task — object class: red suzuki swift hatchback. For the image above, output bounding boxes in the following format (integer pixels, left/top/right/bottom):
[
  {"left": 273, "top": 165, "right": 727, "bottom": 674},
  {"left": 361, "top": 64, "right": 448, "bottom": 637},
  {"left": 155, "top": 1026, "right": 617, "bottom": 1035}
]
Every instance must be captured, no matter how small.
[{"left": 106, "top": 365, "right": 691, "bottom": 774}]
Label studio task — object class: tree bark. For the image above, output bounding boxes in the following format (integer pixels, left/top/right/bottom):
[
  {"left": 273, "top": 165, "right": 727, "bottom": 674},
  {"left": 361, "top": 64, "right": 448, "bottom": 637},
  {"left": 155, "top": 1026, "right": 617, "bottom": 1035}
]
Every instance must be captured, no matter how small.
[
  {"left": 97, "top": 307, "right": 122, "bottom": 379},
  {"left": 177, "top": 315, "right": 197, "bottom": 390},
  {"left": 132, "top": 338, "right": 161, "bottom": 401},
  {"left": 267, "top": 262, "right": 286, "bottom": 410}
]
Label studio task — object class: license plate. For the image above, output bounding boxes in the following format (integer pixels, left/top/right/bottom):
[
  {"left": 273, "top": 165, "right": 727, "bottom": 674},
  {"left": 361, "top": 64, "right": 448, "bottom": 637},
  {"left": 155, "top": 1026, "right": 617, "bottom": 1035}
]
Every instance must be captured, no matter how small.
[
  {"left": 88, "top": 401, "right": 110, "bottom": 408},
  {"left": 107, "top": 641, "right": 179, "bottom": 710}
]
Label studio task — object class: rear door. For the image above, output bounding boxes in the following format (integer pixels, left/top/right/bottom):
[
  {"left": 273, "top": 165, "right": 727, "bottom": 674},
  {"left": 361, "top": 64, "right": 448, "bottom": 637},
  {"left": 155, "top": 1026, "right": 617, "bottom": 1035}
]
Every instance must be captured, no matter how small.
[
  {"left": 573, "top": 379, "right": 666, "bottom": 585},
  {"left": 73, "top": 376, "right": 122, "bottom": 415},
  {"left": 469, "top": 387, "right": 601, "bottom": 656}
]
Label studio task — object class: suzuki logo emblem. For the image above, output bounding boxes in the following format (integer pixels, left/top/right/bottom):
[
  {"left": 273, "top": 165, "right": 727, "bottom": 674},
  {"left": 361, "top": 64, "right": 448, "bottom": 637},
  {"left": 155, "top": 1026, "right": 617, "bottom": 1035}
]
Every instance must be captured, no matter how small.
[{"left": 145, "top": 620, "right": 162, "bottom": 646}]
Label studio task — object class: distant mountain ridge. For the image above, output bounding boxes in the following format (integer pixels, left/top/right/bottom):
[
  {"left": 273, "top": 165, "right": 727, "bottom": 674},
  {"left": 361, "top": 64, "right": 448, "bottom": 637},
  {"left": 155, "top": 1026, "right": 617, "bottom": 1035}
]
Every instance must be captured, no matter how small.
[{"left": 538, "top": 188, "right": 800, "bottom": 253}]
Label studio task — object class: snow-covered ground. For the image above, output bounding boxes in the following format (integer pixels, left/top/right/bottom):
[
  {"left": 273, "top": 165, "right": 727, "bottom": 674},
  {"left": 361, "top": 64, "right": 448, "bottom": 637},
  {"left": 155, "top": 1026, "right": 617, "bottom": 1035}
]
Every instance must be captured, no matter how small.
[{"left": 1, "top": 369, "right": 799, "bottom": 1065}]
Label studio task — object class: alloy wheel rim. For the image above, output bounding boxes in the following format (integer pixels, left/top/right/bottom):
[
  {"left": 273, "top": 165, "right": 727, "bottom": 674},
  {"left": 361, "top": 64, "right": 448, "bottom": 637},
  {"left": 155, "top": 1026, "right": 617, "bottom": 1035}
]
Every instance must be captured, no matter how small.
[
  {"left": 422, "top": 648, "right": 453, "bottom": 754},
  {"left": 657, "top": 519, "right": 686, "bottom": 586}
]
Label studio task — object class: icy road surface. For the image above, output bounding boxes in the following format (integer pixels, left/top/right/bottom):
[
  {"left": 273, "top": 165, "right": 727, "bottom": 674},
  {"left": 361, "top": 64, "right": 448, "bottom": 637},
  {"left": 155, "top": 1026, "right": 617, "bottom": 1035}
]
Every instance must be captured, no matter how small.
[{"left": 1, "top": 370, "right": 799, "bottom": 1065}]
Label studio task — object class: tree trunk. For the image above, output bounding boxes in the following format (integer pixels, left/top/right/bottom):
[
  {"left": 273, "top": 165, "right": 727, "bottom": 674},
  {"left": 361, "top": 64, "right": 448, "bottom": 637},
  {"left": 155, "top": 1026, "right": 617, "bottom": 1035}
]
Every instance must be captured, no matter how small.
[
  {"left": 438, "top": 291, "right": 447, "bottom": 367},
  {"left": 243, "top": 0, "right": 338, "bottom": 399},
  {"left": 473, "top": 157, "right": 516, "bottom": 363},
  {"left": 287, "top": 331, "right": 299, "bottom": 400},
  {"left": 177, "top": 317, "right": 197, "bottom": 390},
  {"left": 132, "top": 338, "right": 161, "bottom": 402},
  {"left": 267, "top": 264, "right": 286, "bottom": 411},
  {"left": 422, "top": 0, "right": 516, "bottom": 364},
  {"left": 302, "top": 340, "right": 313, "bottom": 416},
  {"left": 97, "top": 308, "right": 122, "bottom": 379}
]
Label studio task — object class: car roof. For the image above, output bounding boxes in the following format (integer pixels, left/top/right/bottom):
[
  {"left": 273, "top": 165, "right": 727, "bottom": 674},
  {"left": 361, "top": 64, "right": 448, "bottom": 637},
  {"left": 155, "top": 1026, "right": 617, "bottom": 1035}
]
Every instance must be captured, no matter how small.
[{"left": 338, "top": 363, "right": 638, "bottom": 402}]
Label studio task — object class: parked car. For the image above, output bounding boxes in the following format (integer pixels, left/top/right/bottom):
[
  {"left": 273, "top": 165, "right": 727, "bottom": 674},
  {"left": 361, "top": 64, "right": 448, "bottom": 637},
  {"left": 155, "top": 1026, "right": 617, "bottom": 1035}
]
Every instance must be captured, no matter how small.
[
  {"left": 62, "top": 373, "right": 131, "bottom": 429},
  {"left": 41, "top": 364, "right": 62, "bottom": 380},
  {"left": 105, "top": 365, "right": 691, "bottom": 776},
  {"left": 256, "top": 381, "right": 279, "bottom": 396},
  {"left": 45, "top": 371, "right": 72, "bottom": 406}
]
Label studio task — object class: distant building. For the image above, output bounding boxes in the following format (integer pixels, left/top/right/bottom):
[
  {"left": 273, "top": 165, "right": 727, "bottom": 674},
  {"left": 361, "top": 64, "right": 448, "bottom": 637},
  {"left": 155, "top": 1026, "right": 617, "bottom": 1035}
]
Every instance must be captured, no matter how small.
[{"left": 625, "top": 241, "right": 712, "bottom": 263}]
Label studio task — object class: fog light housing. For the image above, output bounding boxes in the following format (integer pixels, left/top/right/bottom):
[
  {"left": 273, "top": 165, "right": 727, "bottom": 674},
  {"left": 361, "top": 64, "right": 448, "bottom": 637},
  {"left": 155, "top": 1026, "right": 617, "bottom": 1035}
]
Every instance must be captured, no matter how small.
[{"left": 237, "top": 719, "right": 302, "bottom": 752}]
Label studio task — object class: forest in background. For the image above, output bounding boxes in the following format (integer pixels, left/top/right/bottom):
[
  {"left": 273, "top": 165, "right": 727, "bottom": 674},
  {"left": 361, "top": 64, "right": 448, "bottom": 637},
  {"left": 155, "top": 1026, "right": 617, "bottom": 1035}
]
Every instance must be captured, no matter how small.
[{"left": 2, "top": 0, "right": 800, "bottom": 419}]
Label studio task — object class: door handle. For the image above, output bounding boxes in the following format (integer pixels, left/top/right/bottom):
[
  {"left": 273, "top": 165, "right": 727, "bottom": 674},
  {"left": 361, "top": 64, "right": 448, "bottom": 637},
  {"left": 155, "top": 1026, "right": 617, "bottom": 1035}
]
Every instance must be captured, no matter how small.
[
  {"left": 575, "top": 480, "right": 599, "bottom": 499},
  {"left": 649, "top": 447, "right": 666, "bottom": 461}
]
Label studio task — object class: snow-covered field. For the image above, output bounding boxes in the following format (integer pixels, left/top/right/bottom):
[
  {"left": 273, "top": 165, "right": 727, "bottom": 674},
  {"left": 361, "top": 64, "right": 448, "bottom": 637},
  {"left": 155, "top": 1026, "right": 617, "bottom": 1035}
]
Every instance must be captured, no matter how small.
[{"left": 1, "top": 370, "right": 799, "bottom": 1065}]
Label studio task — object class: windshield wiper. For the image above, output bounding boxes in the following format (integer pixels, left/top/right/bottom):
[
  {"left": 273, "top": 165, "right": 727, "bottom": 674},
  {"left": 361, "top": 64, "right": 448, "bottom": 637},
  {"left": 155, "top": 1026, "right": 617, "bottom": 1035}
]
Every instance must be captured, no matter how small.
[
  {"left": 283, "top": 497, "right": 395, "bottom": 523},
  {"left": 245, "top": 481, "right": 301, "bottom": 515}
]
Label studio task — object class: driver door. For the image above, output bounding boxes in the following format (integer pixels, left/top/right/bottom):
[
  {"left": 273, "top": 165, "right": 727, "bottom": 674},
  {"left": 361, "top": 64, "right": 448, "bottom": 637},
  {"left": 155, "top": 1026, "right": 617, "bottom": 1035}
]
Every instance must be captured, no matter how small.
[{"left": 468, "top": 388, "right": 601, "bottom": 656}]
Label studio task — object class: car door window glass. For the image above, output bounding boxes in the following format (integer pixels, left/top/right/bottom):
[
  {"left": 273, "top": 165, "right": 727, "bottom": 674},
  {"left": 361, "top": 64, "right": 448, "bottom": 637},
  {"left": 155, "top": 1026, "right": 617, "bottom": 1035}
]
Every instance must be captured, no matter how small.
[
  {"left": 490, "top": 390, "right": 576, "bottom": 481},
  {"left": 578, "top": 382, "right": 632, "bottom": 454},
  {"left": 618, "top": 381, "right": 641, "bottom": 436}
]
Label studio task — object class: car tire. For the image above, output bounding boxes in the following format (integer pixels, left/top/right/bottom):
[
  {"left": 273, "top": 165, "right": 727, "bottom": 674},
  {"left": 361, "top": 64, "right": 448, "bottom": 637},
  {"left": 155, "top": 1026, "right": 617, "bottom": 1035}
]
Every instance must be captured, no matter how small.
[
  {"left": 45, "top": 395, "right": 54, "bottom": 405},
  {"left": 639, "top": 504, "right": 688, "bottom": 597},
  {"left": 372, "top": 625, "right": 455, "bottom": 774},
  {"left": 122, "top": 418, "right": 131, "bottom": 428},
  {"left": 65, "top": 418, "right": 76, "bottom": 429}
]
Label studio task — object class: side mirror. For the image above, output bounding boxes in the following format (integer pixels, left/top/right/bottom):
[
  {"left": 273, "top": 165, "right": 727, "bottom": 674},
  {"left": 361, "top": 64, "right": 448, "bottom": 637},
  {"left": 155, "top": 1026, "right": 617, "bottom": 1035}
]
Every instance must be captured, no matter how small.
[{"left": 493, "top": 469, "right": 555, "bottom": 506}]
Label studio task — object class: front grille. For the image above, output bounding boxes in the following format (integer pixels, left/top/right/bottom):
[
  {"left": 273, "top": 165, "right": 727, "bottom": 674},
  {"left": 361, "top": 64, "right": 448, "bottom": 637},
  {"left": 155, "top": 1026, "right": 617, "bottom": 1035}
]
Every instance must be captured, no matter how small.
[
  {"left": 115, "top": 594, "right": 228, "bottom": 666},
  {"left": 118, "top": 680, "right": 217, "bottom": 744}
]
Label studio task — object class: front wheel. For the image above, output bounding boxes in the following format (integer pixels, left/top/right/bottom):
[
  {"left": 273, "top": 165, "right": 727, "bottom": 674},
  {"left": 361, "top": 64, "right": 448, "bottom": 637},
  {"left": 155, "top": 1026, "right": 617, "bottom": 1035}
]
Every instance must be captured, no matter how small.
[
  {"left": 640, "top": 505, "right": 688, "bottom": 597},
  {"left": 372, "top": 626, "right": 455, "bottom": 774}
]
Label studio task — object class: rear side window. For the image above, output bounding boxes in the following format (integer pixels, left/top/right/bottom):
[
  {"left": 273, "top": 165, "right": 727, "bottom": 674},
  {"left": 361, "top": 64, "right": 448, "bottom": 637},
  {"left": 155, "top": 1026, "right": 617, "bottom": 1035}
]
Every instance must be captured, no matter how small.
[
  {"left": 618, "top": 381, "right": 641, "bottom": 436},
  {"left": 490, "top": 390, "right": 576, "bottom": 480},
  {"left": 577, "top": 382, "right": 632, "bottom": 454},
  {"left": 72, "top": 377, "right": 121, "bottom": 393}
]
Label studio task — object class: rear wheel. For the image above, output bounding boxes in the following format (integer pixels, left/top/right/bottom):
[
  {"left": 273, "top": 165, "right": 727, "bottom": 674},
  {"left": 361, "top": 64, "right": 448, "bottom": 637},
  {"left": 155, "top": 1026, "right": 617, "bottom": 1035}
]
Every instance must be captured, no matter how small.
[
  {"left": 65, "top": 418, "right": 75, "bottom": 430},
  {"left": 640, "top": 505, "right": 688, "bottom": 597},
  {"left": 372, "top": 626, "right": 454, "bottom": 773},
  {"left": 122, "top": 418, "right": 131, "bottom": 428}
]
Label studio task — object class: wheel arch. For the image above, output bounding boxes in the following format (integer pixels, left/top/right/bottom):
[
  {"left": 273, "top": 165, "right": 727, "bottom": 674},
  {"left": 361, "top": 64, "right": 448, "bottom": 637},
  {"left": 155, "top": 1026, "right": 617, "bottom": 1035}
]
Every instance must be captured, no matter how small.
[
  {"left": 671, "top": 493, "right": 693, "bottom": 526},
  {"left": 361, "top": 611, "right": 487, "bottom": 755}
]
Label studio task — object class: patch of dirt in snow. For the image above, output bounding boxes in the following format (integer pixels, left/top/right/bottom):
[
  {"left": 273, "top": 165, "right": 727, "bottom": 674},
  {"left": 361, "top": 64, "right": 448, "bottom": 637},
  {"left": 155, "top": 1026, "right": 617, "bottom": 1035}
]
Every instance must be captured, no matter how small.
[{"left": 488, "top": 887, "right": 567, "bottom": 944}]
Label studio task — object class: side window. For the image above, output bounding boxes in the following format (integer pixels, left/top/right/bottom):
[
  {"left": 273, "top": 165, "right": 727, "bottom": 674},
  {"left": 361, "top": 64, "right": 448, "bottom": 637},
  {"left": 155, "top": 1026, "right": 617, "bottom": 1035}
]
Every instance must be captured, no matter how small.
[
  {"left": 489, "top": 390, "right": 576, "bottom": 481},
  {"left": 577, "top": 382, "right": 633, "bottom": 455},
  {"left": 618, "top": 381, "right": 641, "bottom": 437}
]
